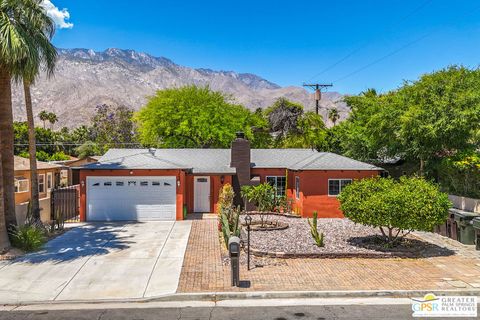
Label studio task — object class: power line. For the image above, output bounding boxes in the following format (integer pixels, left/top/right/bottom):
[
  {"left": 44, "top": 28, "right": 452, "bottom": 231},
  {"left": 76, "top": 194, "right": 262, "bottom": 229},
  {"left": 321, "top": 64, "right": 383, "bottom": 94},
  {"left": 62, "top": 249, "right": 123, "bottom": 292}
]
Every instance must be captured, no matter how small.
[
  {"left": 14, "top": 143, "right": 142, "bottom": 146},
  {"left": 333, "top": 4, "right": 480, "bottom": 84},
  {"left": 333, "top": 32, "right": 432, "bottom": 83},
  {"left": 306, "top": 0, "right": 434, "bottom": 83}
]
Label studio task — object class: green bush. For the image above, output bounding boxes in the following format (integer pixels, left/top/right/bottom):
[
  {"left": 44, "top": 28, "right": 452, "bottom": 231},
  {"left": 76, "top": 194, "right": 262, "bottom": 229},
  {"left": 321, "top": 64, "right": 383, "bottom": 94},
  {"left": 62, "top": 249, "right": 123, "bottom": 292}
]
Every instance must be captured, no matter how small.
[
  {"left": 437, "top": 150, "right": 480, "bottom": 198},
  {"left": 307, "top": 211, "right": 324, "bottom": 247},
  {"left": 338, "top": 176, "right": 451, "bottom": 244},
  {"left": 10, "top": 225, "right": 47, "bottom": 252},
  {"left": 241, "top": 183, "right": 276, "bottom": 212}
]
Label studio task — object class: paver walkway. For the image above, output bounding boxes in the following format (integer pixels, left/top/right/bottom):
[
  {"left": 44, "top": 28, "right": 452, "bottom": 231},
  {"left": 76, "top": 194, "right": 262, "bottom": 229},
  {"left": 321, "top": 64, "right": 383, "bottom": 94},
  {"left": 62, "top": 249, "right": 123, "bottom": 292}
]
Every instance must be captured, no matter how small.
[
  {"left": 0, "top": 221, "right": 191, "bottom": 304},
  {"left": 177, "top": 215, "right": 480, "bottom": 292}
]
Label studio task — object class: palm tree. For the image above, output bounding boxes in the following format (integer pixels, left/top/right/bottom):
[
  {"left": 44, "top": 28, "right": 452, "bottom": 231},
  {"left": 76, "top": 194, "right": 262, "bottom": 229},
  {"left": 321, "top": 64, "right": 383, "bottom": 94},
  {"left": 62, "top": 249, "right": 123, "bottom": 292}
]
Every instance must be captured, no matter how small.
[
  {"left": 47, "top": 112, "right": 58, "bottom": 129},
  {"left": 328, "top": 108, "right": 340, "bottom": 126},
  {"left": 38, "top": 110, "right": 49, "bottom": 129},
  {"left": 21, "top": 4, "right": 57, "bottom": 223},
  {"left": 0, "top": 0, "right": 57, "bottom": 236}
]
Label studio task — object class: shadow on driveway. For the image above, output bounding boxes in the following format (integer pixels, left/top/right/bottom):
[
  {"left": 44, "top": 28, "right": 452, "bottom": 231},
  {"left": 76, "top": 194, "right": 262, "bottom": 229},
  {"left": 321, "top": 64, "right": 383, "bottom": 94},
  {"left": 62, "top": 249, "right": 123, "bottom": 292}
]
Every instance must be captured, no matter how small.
[{"left": 15, "top": 222, "right": 139, "bottom": 264}]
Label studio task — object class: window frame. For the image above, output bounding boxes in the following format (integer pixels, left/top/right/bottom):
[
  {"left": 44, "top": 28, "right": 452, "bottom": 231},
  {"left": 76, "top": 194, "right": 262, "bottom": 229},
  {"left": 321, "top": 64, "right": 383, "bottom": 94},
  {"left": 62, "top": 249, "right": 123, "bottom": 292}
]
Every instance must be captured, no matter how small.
[
  {"left": 38, "top": 173, "right": 45, "bottom": 193},
  {"left": 328, "top": 178, "right": 352, "bottom": 197},
  {"left": 15, "top": 176, "right": 29, "bottom": 193},
  {"left": 295, "top": 176, "right": 300, "bottom": 199},
  {"left": 47, "top": 172, "right": 53, "bottom": 191},
  {"left": 265, "top": 176, "right": 286, "bottom": 198}
]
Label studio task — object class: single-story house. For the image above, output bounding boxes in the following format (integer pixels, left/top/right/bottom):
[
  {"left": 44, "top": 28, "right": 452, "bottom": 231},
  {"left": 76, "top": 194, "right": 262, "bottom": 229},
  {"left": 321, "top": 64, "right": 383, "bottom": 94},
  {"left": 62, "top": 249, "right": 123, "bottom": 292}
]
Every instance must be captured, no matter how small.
[
  {"left": 78, "top": 133, "right": 383, "bottom": 222},
  {"left": 14, "top": 156, "right": 63, "bottom": 205}
]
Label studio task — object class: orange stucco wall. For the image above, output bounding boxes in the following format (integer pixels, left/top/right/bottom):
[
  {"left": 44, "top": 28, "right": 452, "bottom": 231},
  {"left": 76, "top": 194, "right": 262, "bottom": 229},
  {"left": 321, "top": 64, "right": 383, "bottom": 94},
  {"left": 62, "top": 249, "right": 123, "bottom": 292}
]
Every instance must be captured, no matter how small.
[
  {"left": 79, "top": 169, "right": 185, "bottom": 221},
  {"left": 14, "top": 168, "right": 61, "bottom": 205},
  {"left": 185, "top": 174, "right": 232, "bottom": 214},
  {"left": 289, "top": 170, "right": 381, "bottom": 218}
]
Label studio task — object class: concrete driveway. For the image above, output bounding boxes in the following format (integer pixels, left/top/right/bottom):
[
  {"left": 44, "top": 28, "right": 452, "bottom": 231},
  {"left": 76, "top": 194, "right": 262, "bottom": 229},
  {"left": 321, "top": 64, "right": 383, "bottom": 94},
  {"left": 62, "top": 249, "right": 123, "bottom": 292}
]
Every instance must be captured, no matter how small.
[{"left": 0, "top": 221, "right": 192, "bottom": 304}]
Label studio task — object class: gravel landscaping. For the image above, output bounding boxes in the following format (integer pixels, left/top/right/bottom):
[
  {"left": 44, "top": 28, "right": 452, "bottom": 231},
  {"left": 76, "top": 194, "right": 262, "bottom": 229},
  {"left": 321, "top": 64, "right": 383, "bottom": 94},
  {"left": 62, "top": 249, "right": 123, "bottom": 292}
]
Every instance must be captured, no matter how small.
[{"left": 239, "top": 215, "right": 454, "bottom": 258}]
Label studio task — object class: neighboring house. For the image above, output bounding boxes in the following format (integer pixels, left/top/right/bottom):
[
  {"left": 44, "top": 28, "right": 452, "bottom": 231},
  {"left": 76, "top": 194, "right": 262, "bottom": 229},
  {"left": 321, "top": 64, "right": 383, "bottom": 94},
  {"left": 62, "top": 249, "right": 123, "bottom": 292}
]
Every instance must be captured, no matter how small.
[
  {"left": 14, "top": 156, "right": 63, "bottom": 205},
  {"left": 78, "top": 133, "right": 383, "bottom": 222},
  {"left": 55, "top": 156, "right": 101, "bottom": 185}
]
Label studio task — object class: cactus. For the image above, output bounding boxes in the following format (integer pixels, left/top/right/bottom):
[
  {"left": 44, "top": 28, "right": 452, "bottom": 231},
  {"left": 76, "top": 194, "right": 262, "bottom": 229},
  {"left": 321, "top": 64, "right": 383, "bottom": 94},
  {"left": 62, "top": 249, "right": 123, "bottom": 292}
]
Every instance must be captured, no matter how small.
[{"left": 307, "top": 211, "right": 324, "bottom": 247}]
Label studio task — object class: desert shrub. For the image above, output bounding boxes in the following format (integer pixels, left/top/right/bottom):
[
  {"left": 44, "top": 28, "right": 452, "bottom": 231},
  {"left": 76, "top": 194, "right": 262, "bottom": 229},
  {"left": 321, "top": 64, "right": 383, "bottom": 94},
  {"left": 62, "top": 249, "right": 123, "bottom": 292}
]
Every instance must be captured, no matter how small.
[
  {"left": 241, "top": 183, "right": 276, "bottom": 212},
  {"left": 10, "top": 225, "right": 46, "bottom": 252},
  {"left": 218, "top": 184, "right": 240, "bottom": 247},
  {"left": 241, "top": 183, "right": 276, "bottom": 227},
  {"left": 338, "top": 176, "right": 451, "bottom": 244},
  {"left": 307, "top": 211, "right": 324, "bottom": 247},
  {"left": 218, "top": 183, "right": 234, "bottom": 215}
]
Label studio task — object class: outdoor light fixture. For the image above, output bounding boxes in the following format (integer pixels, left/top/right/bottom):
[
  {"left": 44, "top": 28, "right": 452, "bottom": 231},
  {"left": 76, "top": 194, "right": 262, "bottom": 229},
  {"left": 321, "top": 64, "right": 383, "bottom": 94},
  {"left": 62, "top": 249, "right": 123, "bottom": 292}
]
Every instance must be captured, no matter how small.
[
  {"left": 220, "top": 175, "right": 225, "bottom": 184},
  {"left": 129, "top": 170, "right": 133, "bottom": 175},
  {"left": 81, "top": 180, "right": 85, "bottom": 188},
  {"left": 245, "top": 213, "right": 252, "bottom": 270},
  {"left": 177, "top": 179, "right": 181, "bottom": 188}
]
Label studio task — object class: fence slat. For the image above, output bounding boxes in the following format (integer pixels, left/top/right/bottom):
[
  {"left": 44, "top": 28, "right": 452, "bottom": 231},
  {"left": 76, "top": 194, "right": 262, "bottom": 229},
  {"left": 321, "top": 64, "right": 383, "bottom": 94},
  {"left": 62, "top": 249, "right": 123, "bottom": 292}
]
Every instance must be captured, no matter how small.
[{"left": 51, "top": 185, "right": 80, "bottom": 227}]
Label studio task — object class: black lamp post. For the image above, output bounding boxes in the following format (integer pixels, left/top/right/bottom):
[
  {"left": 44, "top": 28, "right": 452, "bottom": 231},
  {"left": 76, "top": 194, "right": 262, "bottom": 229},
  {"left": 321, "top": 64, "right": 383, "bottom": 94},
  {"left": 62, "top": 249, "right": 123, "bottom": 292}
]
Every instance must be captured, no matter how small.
[{"left": 245, "top": 214, "right": 252, "bottom": 270}]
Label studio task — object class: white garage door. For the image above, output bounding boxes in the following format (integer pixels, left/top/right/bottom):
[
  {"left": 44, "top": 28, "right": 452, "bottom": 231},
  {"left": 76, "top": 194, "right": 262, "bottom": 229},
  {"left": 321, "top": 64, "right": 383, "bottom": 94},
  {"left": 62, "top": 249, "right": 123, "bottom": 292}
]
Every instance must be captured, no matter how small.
[{"left": 87, "top": 176, "right": 176, "bottom": 221}]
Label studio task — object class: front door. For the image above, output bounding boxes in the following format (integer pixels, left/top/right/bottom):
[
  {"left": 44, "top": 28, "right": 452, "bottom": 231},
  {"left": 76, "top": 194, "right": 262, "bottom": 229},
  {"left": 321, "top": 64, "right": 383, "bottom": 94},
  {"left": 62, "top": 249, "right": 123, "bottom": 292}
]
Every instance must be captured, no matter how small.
[{"left": 194, "top": 176, "right": 210, "bottom": 212}]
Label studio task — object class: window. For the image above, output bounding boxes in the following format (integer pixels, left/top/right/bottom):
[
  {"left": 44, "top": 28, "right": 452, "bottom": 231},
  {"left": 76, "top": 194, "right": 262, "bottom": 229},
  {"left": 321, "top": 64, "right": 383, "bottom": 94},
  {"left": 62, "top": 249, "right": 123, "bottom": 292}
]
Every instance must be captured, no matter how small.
[
  {"left": 104, "top": 182, "right": 112, "bottom": 186},
  {"left": 295, "top": 176, "right": 300, "bottom": 199},
  {"left": 38, "top": 174, "right": 45, "bottom": 193},
  {"left": 14, "top": 177, "right": 29, "bottom": 193},
  {"left": 328, "top": 179, "right": 352, "bottom": 196},
  {"left": 163, "top": 182, "right": 171, "bottom": 186},
  {"left": 116, "top": 181, "right": 124, "bottom": 186},
  {"left": 47, "top": 172, "right": 53, "bottom": 191},
  {"left": 140, "top": 181, "right": 149, "bottom": 186},
  {"left": 92, "top": 182, "right": 100, "bottom": 187},
  {"left": 266, "top": 176, "right": 286, "bottom": 197},
  {"left": 197, "top": 178, "right": 208, "bottom": 183},
  {"left": 152, "top": 181, "right": 161, "bottom": 186},
  {"left": 128, "top": 181, "right": 136, "bottom": 186}
]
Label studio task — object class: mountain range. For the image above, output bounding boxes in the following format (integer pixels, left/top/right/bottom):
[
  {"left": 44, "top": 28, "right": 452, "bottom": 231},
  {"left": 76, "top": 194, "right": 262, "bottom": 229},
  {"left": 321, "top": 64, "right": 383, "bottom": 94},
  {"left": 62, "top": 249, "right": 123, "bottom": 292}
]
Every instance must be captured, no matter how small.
[{"left": 11, "top": 48, "right": 348, "bottom": 128}]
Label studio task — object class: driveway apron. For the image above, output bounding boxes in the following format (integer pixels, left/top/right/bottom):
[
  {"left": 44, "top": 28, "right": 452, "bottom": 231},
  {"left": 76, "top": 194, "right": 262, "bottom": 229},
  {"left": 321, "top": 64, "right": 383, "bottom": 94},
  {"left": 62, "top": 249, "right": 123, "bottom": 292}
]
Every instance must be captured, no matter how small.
[{"left": 0, "top": 221, "right": 192, "bottom": 304}]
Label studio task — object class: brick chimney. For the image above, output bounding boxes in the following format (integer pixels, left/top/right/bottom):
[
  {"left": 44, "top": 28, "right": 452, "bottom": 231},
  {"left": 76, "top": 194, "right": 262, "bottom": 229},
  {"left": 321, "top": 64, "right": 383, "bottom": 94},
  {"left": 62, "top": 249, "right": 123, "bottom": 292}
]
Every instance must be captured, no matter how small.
[{"left": 230, "top": 132, "right": 251, "bottom": 207}]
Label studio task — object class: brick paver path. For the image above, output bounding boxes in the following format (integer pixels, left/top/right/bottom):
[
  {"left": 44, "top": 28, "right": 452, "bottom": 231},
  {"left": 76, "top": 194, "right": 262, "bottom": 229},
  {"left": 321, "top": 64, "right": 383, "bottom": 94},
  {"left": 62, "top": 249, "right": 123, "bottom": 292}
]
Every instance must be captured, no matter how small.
[{"left": 177, "top": 215, "right": 480, "bottom": 292}]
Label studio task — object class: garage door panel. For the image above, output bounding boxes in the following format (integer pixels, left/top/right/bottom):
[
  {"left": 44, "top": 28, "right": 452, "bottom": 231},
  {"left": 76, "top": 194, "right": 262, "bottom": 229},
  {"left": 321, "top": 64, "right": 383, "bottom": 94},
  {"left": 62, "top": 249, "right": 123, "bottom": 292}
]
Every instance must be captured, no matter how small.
[{"left": 87, "top": 176, "right": 177, "bottom": 221}]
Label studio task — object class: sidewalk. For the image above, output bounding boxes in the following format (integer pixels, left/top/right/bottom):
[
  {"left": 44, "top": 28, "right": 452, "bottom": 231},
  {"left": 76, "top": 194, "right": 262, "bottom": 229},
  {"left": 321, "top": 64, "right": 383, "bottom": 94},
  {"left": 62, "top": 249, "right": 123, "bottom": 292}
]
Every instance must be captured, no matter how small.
[{"left": 177, "top": 215, "right": 480, "bottom": 293}]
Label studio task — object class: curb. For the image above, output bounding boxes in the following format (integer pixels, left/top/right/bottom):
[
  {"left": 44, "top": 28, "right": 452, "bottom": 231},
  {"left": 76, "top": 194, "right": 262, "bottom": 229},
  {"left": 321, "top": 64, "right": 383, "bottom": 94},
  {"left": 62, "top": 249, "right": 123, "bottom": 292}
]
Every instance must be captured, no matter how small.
[{"left": 3, "top": 289, "right": 480, "bottom": 307}]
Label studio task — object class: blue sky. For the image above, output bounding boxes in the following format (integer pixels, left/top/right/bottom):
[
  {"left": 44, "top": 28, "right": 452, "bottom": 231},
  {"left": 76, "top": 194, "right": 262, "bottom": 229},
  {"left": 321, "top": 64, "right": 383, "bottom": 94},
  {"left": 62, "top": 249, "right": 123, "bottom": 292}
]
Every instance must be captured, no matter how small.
[{"left": 51, "top": 0, "right": 480, "bottom": 94}]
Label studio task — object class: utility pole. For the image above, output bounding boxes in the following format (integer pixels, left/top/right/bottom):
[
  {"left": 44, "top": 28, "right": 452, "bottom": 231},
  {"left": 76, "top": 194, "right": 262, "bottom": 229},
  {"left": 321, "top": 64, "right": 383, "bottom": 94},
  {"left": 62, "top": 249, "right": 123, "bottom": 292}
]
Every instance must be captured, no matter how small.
[{"left": 303, "top": 83, "right": 333, "bottom": 115}]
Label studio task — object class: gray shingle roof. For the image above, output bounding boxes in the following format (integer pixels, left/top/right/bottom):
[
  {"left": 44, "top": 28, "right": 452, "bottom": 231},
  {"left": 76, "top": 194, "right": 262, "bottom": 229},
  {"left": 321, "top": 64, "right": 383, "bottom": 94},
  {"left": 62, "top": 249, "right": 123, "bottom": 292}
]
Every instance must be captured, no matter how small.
[{"left": 82, "top": 148, "right": 382, "bottom": 172}]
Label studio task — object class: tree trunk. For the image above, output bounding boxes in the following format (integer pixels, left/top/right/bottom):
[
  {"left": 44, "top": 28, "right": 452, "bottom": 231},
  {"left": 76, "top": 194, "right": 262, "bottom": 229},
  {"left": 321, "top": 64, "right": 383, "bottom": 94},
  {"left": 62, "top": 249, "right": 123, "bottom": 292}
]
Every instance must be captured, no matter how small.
[
  {"left": 419, "top": 158, "right": 425, "bottom": 176},
  {"left": 0, "top": 66, "right": 16, "bottom": 228},
  {"left": 23, "top": 80, "right": 41, "bottom": 222},
  {"left": 0, "top": 151, "right": 11, "bottom": 250}
]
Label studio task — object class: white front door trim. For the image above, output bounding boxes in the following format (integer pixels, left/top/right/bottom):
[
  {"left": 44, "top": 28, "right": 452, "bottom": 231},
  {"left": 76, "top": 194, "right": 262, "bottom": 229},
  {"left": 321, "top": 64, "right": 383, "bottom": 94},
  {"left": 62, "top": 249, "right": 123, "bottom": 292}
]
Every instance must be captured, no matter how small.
[{"left": 194, "top": 176, "right": 210, "bottom": 213}]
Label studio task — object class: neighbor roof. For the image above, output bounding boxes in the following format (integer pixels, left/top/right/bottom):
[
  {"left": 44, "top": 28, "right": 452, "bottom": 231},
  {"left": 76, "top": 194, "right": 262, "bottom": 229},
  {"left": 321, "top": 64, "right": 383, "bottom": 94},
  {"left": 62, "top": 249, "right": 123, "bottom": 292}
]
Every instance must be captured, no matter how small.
[
  {"left": 81, "top": 148, "right": 382, "bottom": 172},
  {"left": 14, "top": 156, "right": 63, "bottom": 171}
]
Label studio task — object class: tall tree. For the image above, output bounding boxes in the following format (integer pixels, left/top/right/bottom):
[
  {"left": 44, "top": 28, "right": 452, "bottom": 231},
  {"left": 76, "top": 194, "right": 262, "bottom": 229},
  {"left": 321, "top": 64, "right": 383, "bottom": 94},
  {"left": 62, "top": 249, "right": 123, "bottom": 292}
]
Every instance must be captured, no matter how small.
[
  {"left": 327, "top": 108, "right": 340, "bottom": 126},
  {"left": 38, "top": 110, "right": 49, "bottom": 129},
  {"left": 0, "top": 0, "right": 56, "bottom": 233},
  {"left": 20, "top": 0, "right": 57, "bottom": 223},
  {"left": 136, "top": 86, "right": 255, "bottom": 148},
  {"left": 47, "top": 112, "right": 57, "bottom": 129},
  {"left": 91, "top": 104, "right": 138, "bottom": 153}
]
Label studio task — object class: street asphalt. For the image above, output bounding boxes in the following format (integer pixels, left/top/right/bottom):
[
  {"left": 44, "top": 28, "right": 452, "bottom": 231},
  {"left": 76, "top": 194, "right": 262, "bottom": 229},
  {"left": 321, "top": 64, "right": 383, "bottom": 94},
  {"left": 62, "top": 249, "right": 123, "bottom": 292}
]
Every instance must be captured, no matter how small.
[
  {"left": 0, "top": 304, "right": 473, "bottom": 320},
  {"left": 0, "top": 298, "right": 477, "bottom": 320}
]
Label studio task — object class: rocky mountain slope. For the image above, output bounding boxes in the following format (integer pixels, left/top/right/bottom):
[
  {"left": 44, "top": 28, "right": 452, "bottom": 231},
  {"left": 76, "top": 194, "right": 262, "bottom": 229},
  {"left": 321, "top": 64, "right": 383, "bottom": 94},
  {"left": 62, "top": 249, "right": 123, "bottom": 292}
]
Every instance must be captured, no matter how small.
[{"left": 12, "top": 48, "right": 348, "bottom": 128}]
